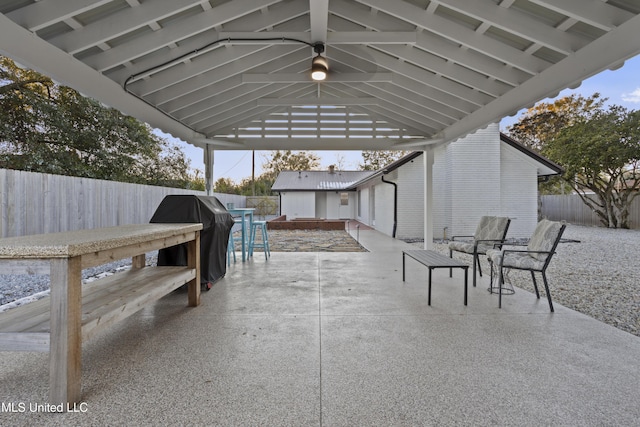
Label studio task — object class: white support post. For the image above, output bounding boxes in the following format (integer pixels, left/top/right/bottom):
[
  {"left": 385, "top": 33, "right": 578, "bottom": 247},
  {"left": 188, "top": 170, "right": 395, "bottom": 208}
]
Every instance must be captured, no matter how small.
[
  {"left": 203, "top": 145, "right": 214, "bottom": 195},
  {"left": 423, "top": 148, "right": 435, "bottom": 250}
]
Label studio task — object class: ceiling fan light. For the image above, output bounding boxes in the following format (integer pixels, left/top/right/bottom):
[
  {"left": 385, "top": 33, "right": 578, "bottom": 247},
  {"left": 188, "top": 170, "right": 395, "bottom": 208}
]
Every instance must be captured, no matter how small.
[{"left": 311, "top": 54, "right": 328, "bottom": 81}]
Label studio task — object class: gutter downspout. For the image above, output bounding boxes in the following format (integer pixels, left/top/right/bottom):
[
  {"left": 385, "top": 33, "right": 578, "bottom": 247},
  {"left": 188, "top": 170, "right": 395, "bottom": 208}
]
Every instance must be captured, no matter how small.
[{"left": 381, "top": 172, "right": 397, "bottom": 238}]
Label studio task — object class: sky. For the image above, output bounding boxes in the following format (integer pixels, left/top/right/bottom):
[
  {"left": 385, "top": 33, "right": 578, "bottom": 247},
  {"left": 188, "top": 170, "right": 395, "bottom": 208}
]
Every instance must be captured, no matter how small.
[{"left": 168, "top": 54, "right": 640, "bottom": 184}]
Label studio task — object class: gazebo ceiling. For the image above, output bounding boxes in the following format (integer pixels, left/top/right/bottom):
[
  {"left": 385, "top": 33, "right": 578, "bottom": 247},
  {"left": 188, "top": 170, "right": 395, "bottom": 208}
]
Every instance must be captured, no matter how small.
[{"left": 1, "top": 0, "right": 640, "bottom": 151}]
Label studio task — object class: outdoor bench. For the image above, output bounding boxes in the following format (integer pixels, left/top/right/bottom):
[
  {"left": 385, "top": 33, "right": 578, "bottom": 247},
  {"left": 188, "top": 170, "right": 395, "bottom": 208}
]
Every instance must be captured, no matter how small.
[
  {"left": 402, "top": 250, "right": 469, "bottom": 305},
  {"left": 0, "top": 223, "right": 202, "bottom": 406}
]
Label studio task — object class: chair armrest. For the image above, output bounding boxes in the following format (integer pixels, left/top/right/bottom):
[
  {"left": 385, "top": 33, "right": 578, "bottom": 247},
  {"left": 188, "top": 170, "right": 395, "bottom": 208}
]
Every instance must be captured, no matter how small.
[
  {"left": 500, "top": 249, "right": 556, "bottom": 260},
  {"left": 476, "top": 238, "right": 507, "bottom": 245},
  {"left": 450, "top": 235, "right": 475, "bottom": 241},
  {"left": 492, "top": 241, "right": 527, "bottom": 249},
  {"left": 474, "top": 238, "right": 508, "bottom": 251}
]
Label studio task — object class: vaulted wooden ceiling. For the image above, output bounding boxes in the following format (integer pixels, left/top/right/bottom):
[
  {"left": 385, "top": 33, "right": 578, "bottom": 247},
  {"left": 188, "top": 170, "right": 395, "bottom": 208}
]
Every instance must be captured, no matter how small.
[{"left": 1, "top": 0, "right": 639, "bottom": 151}]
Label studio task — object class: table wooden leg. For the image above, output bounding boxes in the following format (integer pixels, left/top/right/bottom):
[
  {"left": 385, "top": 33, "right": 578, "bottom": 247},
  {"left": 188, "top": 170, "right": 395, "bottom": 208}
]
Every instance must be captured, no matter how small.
[
  {"left": 49, "top": 257, "right": 82, "bottom": 406},
  {"left": 131, "top": 254, "right": 146, "bottom": 269},
  {"left": 187, "top": 231, "right": 201, "bottom": 307}
]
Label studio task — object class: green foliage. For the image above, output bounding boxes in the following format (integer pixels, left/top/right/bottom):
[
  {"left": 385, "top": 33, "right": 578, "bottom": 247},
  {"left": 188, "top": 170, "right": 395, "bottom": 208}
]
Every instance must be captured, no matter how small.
[
  {"left": 237, "top": 176, "right": 275, "bottom": 196},
  {"left": 260, "top": 150, "right": 320, "bottom": 181},
  {"left": 543, "top": 106, "right": 640, "bottom": 228},
  {"left": 214, "top": 177, "right": 240, "bottom": 194},
  {"left": 214, "top": 176, "right": 274, "bottom": 196},
  {"left": 0, "top": 55, "right": 195, "bottom": 188},
  {"left": 360, "top": 150, "right": 409, "bottom": 171},
  {"left": 507, "top": 93, "right": 604, "bottom": 152},
  {"left": 508, "top": 93, "right": 640, "bottom": 228}
]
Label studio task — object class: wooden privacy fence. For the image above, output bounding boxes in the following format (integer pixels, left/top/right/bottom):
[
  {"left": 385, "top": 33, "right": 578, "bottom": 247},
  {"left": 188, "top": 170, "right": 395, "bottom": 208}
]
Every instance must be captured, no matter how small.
[
  {"left": 540, "top": 194, "right": 640, "bottom": 229},
  {"left": 0, "top": 169, "right": 246, "bottom": 238},
  {"left": 246, "top": 196, "right": 279, "bottom": 217}
]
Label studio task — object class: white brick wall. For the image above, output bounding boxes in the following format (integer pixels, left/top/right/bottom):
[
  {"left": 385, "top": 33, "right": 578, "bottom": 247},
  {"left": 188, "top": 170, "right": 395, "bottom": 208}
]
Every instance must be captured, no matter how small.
[
  {"left": 433, "top": 145, "right": 449, "bottom": 239},
  {"left": 500, "top": 144, "right": 539, "bottom": 238},
  {"left": 447, "top": 124, "right": 502, "bottom": 237},
  {"left": 374, "top": 180, "right": 394, "bottom": 237},
  {"left": 352, "top": 123, "right": 545, "bottom": 241},
  {"left": 396, "top": 157, "right": 424, "bottom": 239},
  {"left": 355, "top": 186, "right": 371, "bottom": 225}
]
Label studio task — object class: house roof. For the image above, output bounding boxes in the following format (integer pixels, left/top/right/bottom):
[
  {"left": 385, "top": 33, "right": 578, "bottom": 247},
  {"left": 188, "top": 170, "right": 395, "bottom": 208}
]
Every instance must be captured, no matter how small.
[
  {"left": 499, "top": 133, "right": 564, "bottom": 177},
  {"left": 346, "top": 151, "right": 424, "bottom": 189},
  {"left": 1, "top": 1, "right": 639, "bottom": 151},
  {"left": 271, "top": 170, "right": 374, "bottom": 192},
  {"left": 344, "top": 132, "right": 562, "bottom": 189}
]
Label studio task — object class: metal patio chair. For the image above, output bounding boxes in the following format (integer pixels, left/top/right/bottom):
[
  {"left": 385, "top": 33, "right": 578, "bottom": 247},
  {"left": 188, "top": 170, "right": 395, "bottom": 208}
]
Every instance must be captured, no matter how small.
[
  {"left": 487, "top": 219, "right": 566, "bottom": 312},
  {"left": 448, "top": 216, "right": 511, "bottom": 288}
]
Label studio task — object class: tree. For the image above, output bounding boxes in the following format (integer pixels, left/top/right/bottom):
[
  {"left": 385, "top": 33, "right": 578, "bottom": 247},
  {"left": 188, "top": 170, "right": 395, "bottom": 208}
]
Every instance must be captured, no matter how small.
[
  {"left": 260, "top": 150, "right": 320, "bottom": 181},
  {"left": 506, "top": 93, "right": 604, "bottom": 152},
  {"left": 0, "top": 55, "right": 194, "bottom": 187},
  {"left": 544, "top": 106, "right": 640, "bottom": 228},
  {"left": 359, "top": 150, "right": 409, "bottom": 171},
  {"left": 214, "top": 177, "right": 239, "bottom": 194},
  {"left": 507, "top": 93, "right": 640, "bottom": 228},
  {"left": 238, "top": 176, "right": 274, "bottom": 196}
]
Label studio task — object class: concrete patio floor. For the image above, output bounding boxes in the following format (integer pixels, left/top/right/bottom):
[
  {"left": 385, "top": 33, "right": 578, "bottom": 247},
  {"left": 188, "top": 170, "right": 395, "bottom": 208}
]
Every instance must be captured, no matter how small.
[{"left": 1, "top": 228, "right": 640, "bottom": 426}]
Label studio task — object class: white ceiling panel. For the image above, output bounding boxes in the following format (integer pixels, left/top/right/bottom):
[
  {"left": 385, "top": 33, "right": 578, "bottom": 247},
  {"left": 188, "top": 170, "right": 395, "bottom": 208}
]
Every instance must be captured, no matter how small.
[{"left": 1, "top": 0, "right": 639, "bottom": 150}]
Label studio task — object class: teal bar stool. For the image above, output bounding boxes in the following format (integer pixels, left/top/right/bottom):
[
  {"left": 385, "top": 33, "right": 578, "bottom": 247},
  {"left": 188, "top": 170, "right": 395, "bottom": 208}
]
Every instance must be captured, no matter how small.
[
  {"left": 248, "top": 220, "right": 270, "bottom": 259},
  {"left": 227, "top": 230, "right": 236, "bottom": 266}
]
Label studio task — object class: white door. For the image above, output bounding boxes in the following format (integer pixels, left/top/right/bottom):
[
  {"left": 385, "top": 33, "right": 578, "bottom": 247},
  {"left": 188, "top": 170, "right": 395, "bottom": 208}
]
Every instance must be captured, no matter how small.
[{"left": 339, "top": 192, "right": 350, "bottom": 219}]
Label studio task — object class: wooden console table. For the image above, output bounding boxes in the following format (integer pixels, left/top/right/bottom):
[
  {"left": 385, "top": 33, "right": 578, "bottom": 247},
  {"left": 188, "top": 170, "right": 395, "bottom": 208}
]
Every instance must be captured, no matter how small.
[{"left": 0, "top": 223, "right": 202, "bottom": 406}]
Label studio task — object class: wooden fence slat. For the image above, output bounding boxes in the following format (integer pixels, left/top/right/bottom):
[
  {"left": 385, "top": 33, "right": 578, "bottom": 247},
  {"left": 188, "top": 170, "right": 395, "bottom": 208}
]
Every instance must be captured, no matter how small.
[
  {"left": 0, "top": 169, "right": 252, "bottom": 238},
  {"left": 541, "top": 194, "right": 639, "bottom": 229}
]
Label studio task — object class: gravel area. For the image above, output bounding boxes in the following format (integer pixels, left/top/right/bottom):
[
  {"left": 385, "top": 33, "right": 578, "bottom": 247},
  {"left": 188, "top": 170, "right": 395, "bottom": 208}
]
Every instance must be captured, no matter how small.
[
  {"left": 423, "top": 224, "right": 640, "bottom": 337},
  {"left": 2, "top": 225, "right": 639, "bottom": 338},
  {"left": 266, "top": 229, "right": 367, "bottom": 252},
  {"left": 0, "top": 252, "right": 158, "bottom": 312}
]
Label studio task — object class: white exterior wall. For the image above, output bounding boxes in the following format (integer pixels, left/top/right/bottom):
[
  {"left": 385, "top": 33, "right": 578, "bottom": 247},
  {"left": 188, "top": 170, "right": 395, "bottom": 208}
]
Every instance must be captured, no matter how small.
[
  {"left": 346, "top": 192, "right": 357, "bottom": 219},
  {"left": 280, "top": 192, "right": 315, "bottom": 218},
  {"left": 374, "top": 180, "right": 394, "bottom": 237},
  {"left": 447, "top": 124, "right": 502, "bottom": 237},
  {"left": 328, "top": 122, "right": 546, "bottom": 240},
  {"left": 396, "top": 157, "right": 424, "bottom": 240},
  {"left": 432, "top": 145, "right": 449, "bottom": 239},
  {"left": 356, "top": 187, "right": 371, "bottom": 225},
  {"left": 500, "top": 145, "right": 539, "bottom": 238}
]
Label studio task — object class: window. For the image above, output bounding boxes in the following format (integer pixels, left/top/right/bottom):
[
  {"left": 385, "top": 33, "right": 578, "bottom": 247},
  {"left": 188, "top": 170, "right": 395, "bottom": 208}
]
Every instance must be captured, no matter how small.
[{"left": 340, "top": 193, "right": 349, "bottom": 206}]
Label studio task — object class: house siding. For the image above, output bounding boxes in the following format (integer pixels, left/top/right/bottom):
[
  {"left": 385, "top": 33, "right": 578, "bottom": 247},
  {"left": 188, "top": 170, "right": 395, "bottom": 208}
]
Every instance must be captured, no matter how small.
[
  {"left": 356, "top": 187, "right": 370, "bottom": 225},
  {"left": 374, "top": 180, "right": 394, "bottom": 237},
  {"left": 277, "top": 123, "right": 549, "bottom": 240},
  {"left": 500, "top": 144, "right": 539, "bottom": 238},
  {"left": 281, "top": 192, "right": 315, "bottom": 218},
  {"left": 396, "top": 157, "right": 424, "bottom": 239},
  {"left": 433, "top": 145, "right": 449, "bottom": 239},
  {"left": 446, "top": 124, "right": 502, "bottom": 237}
]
